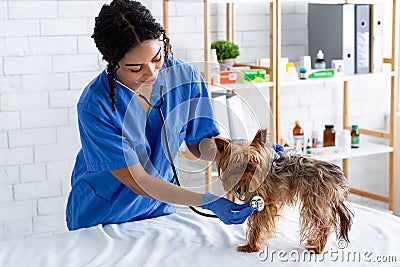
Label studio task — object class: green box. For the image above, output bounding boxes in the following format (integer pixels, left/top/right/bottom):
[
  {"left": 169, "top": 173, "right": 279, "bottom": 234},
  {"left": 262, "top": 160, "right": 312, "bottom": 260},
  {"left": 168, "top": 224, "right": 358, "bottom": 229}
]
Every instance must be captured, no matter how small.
[
  {"left": 242, "top": 69, "right": 267, "bottom": 83},
  {"left": 307, "top": 69, "right": 335, "bottom": 79}
]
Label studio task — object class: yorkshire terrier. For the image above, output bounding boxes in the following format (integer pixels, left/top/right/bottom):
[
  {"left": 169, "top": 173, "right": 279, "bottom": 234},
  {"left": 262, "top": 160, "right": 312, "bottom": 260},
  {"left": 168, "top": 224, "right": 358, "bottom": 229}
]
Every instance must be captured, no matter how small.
[{"left": 212, "top": 129, "right": 353, "bottom": 253}]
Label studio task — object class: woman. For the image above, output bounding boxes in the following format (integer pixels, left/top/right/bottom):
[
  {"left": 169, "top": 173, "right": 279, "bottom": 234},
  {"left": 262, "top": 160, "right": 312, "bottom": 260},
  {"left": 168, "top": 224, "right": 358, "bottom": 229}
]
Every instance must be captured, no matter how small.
[{"left": 66, "top": 0, "right": 254, "bottom": 230}]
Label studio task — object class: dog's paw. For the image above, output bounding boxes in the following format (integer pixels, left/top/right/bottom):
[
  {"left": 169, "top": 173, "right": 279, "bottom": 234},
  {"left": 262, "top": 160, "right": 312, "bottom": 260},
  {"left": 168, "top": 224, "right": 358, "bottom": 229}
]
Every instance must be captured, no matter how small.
[{"left": 237, "top": 244, "right": 261, "bottom": 253}]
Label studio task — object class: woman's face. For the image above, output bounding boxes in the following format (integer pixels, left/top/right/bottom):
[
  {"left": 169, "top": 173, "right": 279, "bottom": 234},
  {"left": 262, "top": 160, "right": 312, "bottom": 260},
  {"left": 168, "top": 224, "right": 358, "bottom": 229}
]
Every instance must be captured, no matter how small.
[{"left": 117, "top": 39, "right": 164, "bottom": 91}]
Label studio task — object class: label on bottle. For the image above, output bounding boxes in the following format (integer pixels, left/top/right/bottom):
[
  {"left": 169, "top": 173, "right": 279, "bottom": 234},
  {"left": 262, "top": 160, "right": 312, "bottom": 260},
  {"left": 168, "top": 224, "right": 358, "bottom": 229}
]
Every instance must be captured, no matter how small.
[
  {"left": 351, "top": 136, "right": 359, "bottom": 148},
  {"left": 293, "top": 135, "right": 304, "bottom": 149}
]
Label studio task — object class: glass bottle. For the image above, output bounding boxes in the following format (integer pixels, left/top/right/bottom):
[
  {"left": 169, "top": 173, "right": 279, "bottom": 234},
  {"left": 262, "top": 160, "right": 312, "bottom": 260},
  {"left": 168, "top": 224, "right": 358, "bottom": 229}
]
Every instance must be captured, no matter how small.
[
  {"left": 323, "top": 125, "right": 335, "bottom": 147},
  {"left": 351, "top": 124, "right": 360, "bottom": 148},
  {"left": 293, "top": 120, "right": 304, "bottom": 151},
  {"left": 314, "top": 50, "right": 326, "bottom": 69}
]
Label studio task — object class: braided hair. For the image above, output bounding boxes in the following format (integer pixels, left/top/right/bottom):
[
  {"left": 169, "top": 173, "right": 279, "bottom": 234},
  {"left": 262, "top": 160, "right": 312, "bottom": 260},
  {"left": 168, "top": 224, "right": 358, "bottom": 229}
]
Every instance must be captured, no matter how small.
[{"left": 92, "top": 0, "right": 172, "bottom": 111}]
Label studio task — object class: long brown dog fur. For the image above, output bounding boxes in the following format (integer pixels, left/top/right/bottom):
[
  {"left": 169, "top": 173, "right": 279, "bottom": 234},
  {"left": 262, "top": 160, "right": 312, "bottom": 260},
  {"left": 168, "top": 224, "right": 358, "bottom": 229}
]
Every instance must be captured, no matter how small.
[{"left": 212, "top": 129, "right": 353, "bottom": 253}]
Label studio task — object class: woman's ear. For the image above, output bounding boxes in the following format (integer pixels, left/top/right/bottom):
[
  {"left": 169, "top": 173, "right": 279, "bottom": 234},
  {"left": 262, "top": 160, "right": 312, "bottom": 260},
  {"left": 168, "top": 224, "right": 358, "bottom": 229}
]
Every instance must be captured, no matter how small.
[
  {"left": 251, "top": 128, "right": 268, "bottom": 147},
  {"left": 212, "top": 136, "right": 230, "bottom": 153}
]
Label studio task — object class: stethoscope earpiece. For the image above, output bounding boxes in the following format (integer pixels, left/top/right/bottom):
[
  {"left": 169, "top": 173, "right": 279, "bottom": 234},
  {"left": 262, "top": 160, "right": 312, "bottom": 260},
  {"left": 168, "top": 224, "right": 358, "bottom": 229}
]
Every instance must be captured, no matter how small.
[{"left": 250, "top": 196, "right": 265, "bottom": 212}]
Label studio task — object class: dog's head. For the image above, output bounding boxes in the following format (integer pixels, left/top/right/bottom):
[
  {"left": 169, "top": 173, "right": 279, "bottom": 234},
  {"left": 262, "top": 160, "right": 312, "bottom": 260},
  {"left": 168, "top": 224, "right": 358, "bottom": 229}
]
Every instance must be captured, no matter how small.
[{"left": 212, "top": 128, "right": 274, "bottom": 202}]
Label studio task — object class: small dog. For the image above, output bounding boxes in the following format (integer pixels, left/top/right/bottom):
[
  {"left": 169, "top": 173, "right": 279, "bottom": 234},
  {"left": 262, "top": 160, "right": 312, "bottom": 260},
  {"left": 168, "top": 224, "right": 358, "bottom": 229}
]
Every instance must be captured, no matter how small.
[{"left": 212, "top": 129, "right": 353, "bottom": 253}]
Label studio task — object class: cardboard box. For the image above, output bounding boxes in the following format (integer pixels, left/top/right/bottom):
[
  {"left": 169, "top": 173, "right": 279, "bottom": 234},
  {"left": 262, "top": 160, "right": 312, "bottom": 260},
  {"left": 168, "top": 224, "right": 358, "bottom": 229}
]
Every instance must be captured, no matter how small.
[
  {"left": 219, "top": 71, "right": 237, "bottom": 84},
  {"left": 307, "top": 69, "right": 335, "bottom": 79},
  {"left": 242, "top": 69, "right": 266, "bottom": 83}
]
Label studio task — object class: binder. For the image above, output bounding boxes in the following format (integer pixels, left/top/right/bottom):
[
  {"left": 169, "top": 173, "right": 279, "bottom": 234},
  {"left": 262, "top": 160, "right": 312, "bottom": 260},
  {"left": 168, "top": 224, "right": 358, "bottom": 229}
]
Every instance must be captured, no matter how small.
[
  {"left": 355, "top": 4, "right": 371, "bottom": 74},
  {"left": 370, "top": 4, "right": 384, "bottom": 73},
  {"left": 308, "top": 4, "right": 355, "bottom": 75}
]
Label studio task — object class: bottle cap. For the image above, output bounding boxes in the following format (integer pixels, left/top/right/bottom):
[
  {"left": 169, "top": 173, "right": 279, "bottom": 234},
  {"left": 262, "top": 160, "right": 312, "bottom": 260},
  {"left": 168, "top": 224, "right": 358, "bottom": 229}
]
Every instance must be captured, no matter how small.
[
  {"left": 295, "top": 120, "right": 301, "bottom": 126},
  {"left": 317, "top": 50, "right": 324, "bottom": 59},
  {"left": 299, "top": 67, "right": 307, "bottom": 73},
  {"left": 325, "top": 124, "right": 334, "bottom": 129},
  {"left": 352, "top": 124, "right": 359, "bottom": 130}
]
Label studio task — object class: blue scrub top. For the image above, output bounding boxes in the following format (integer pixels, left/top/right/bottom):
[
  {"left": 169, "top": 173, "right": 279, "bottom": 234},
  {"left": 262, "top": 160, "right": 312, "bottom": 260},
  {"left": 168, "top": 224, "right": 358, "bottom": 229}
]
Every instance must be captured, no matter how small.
[{"left": 66, "top": 57, "right": 220, "bottom": 230}]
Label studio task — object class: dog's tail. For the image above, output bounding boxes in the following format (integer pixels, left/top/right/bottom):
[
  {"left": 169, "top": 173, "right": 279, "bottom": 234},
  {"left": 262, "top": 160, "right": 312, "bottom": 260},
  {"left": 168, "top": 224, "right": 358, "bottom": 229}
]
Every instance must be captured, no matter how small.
[{"left": 336, "top": 201, "right": 354, "bottom": 243}]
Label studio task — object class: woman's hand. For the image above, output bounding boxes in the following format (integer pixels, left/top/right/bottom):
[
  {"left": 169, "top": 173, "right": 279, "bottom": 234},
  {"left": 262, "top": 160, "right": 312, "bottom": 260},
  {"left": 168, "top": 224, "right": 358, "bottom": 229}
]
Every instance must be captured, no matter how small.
[{"left": 201, "top": 192, "right": 254, "bottom": 224}]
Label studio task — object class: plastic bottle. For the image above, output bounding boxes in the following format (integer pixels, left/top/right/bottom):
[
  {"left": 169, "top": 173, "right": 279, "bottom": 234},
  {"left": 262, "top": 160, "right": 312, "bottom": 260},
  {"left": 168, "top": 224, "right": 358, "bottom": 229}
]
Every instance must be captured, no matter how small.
[
  {"left": 210, "top": 49, "right": 220, "bottom": 85},
  {"left": 311, "top": 130, "right": 322, "bottom": 148},
  {"left": 323, "top": 125, "right": 335, "bottom": 147},
  {"left": 306, "top": 138, "right": 312, "bottom": 155},
  {"left": 293, "top": 121, "right": 304, "bottom": 151},
  {"left": 337, "top": 129, "right": 351, "bottom": 153},
  {"left": 286, "top": 66, "right": 299, "bottom": 81},
  {"left": 299, "top": 67, "right": 307, "bottom": 80},
  {"left": 314, "top": 50, "right": 326, "bottom": 69},
  {"left": 351, "top": 124, "right": 360, "bottom": 148}
]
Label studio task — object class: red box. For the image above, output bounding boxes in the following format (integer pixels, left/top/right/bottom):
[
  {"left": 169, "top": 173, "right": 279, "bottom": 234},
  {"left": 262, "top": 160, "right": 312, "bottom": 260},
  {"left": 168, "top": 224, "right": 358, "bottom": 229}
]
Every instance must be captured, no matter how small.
[{"left": 219, "top": 71, "right": 237, "bottom": 84}]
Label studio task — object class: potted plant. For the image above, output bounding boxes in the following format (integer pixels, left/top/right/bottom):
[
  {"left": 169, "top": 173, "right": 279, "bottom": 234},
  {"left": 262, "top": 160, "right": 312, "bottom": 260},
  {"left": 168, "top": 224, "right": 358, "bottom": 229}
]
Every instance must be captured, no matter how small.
[{"left": 211, "top": 40, "right": 240, "bottom": 70}]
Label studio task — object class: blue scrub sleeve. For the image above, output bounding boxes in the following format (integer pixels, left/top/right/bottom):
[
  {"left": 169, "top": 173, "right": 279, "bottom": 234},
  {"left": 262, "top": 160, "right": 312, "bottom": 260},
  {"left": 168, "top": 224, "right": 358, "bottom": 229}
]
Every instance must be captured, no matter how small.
[
  {"left": 184, "top": 70, "right": 220, "bottom": 145},
  {"left": 77, "top": 103, "right": 139, "bottom": 171}
]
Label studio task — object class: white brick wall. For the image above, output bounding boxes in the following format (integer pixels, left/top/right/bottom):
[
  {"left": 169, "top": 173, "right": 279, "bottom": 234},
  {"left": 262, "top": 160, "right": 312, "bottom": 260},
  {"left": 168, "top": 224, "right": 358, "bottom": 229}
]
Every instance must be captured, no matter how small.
[{"left": 0, "top": 0, "right": 394, "bottom": 241}]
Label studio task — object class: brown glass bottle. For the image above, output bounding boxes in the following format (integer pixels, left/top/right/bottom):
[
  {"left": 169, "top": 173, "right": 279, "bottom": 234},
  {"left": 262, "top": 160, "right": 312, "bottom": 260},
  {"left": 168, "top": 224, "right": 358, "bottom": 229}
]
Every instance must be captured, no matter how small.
[
  {"left": 293, "top": 120, "right": 304, "bottom": 150},
  {"left": 323, "top": 125, "right": 335, "bottom": 147},
  {"left": 351, "top": 124, "right": 360, "bottom": 148}
]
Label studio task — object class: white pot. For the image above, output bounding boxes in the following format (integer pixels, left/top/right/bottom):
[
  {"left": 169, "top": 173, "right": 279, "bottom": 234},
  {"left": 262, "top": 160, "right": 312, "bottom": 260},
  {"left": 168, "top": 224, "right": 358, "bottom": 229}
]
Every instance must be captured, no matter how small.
[{"left": 220, "top": 58, "right": 235, "bottom": 71}]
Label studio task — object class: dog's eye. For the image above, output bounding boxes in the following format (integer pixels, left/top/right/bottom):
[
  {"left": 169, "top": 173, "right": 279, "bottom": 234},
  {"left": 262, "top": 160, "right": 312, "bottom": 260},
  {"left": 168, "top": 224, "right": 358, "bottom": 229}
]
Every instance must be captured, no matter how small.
[{"left": 236, "top": 187, "right": 241, "bottom": 195}]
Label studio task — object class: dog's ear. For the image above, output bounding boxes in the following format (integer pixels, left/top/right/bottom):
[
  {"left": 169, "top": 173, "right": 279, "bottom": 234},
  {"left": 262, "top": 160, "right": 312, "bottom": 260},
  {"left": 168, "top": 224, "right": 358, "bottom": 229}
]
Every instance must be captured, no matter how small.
[
  {"left": 249, "top": 172, "right": 263, "bottom": 193},
  {"left": 212, "top": 136, "right": 230, "bottom": 153},
  {"left": 251, "top": 128, "right": 268, "bottom": 148}
]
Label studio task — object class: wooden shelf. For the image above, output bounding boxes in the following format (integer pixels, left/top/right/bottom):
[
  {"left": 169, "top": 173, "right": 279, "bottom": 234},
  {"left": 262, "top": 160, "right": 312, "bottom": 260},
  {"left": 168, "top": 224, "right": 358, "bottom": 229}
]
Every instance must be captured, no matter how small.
[
  {"left": 307, "top": 142, "right": 394, "bottom": 162},
  {"left": 281, "top": 0, "right": 387, "bottom": 3},
  {"left": 281, "top": 71, "right": 396, "bottom": 87},
  {"left": 166, "top": 0, "right": 273, "bottom": 3},
  {"left": 211, "top": 82, "right": 273, "bottom": 92}
]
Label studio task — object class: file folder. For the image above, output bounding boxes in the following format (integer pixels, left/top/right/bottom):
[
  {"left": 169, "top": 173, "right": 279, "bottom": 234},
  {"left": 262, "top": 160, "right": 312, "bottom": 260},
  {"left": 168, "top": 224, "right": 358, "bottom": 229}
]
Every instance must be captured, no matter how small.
[
  {"left": 370, "top": 4, "right": 384, "bottom": 73},
  {"left": 355, "top": 4, "right": 371, "bottom": 74},
  {"left": 308, "top": 4, "right": 355, "bottom": 75}
]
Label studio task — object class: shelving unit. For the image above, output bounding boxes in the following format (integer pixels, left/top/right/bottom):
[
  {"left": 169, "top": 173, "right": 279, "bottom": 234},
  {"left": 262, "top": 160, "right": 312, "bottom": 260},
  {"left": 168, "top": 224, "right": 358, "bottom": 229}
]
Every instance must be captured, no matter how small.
[{"left": 163, "top": 0, "right": 398, "bottom": 212}]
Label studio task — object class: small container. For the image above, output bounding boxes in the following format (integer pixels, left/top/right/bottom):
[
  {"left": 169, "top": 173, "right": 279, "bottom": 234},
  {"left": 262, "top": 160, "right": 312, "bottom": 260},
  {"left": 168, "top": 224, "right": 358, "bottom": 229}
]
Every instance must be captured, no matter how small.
[
  {"left": 293, "top": 120, "right": 304, "bottom": 150},
  {"left": 299, "top": 67, "right": 307, "bottom": 80},
  {"left": 300, "top": 56, "right": 312, "bottom": 70},
  {"left": 351, "top": 124, "right": 360, "bottom": 148},
  {"left": 311, "top": 130, "right": 323, "bottom": 148},
  {"left": 323, "top": 125, "right": 335, "bottom": 147},
  {"left": 286, "top": 66, "right": 299, "bottom": 81},
  {"left": 337, "top": 129, "right": 351, "bottom": 153},
  {"left": 314, "top": 50, "right": 326, "bottom": 69}
]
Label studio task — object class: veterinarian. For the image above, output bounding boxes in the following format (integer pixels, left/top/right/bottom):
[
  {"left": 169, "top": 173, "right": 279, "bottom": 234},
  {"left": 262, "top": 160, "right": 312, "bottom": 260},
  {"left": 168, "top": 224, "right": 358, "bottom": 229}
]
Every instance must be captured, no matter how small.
[{"left": 66, "top": 0, "right": 255, "bottom": 230}]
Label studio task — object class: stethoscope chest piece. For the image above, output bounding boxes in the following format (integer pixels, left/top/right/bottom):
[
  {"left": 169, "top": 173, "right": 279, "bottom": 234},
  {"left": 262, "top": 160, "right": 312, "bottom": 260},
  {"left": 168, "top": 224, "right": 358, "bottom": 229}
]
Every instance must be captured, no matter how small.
[{"left": 250, "top": 196, "right": 265, "bottom": 212}]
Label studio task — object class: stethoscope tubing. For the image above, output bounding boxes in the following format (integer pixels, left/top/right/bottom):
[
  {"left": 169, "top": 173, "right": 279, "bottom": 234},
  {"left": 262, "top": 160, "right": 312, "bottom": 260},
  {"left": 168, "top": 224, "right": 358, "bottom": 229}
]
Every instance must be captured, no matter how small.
[{"left": 115, "top": 71, "right": 217, "bottom": 218}]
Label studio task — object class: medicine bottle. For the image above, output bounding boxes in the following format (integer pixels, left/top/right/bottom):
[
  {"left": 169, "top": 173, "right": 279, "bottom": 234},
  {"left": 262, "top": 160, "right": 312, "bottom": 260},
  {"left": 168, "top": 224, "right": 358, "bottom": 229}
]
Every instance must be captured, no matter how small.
[
  {"left": 323, "top": 125, "right": 335, "bottom": 147},
  {"left": 286, "top": 66, "right": 299, "bottom": 82},
  {"left": 351, "top": 124, "right": 360, "bottom": 148},
  {"left": 314, "top": 50, "right": 326, "bottom": 69},
  {"left": 299, "top": 67, "right": 307, "bottom": 80},
  {"left": 311, "top": 130, "right": 322, "bottom": 148},
  {"left": 293, "top": 121, "right": 304, "bottom": 150}
]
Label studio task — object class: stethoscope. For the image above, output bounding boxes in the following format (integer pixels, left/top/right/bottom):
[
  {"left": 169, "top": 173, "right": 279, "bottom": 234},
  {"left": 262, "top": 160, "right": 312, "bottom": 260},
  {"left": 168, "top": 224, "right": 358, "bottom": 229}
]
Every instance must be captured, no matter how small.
[
  {"left": 115, "top": 69, "right": 265, "bottom": 216},
  {"left": 115, "top": 70, "right": 220, "bottom": 218}
]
